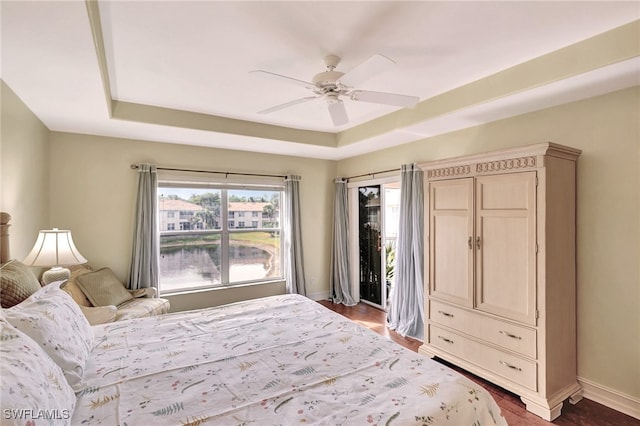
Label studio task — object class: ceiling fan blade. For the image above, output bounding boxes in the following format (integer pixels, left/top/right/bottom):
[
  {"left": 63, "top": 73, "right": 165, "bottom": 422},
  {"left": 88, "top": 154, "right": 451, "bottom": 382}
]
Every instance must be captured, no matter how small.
[
  {"left": 258, "top": 96, "right": 317, "bottom": 114},
  {"left": 339, "top": 54, "right": 396, "bottom": 87},
  {"left": 250, "top": 70, "right": 315, "bottom": 89},
  {"left": 350, "top": 90, "right": 419, "bottom": 108},
  {"left": 328, "top": 101, "right": 348, "bottom": 126}
]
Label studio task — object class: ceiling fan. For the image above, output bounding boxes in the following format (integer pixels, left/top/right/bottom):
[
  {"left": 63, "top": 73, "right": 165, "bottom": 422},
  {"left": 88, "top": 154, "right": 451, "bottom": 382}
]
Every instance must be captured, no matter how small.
[{"left": 250, "top": 54, "right": 419, "bottom": 126}]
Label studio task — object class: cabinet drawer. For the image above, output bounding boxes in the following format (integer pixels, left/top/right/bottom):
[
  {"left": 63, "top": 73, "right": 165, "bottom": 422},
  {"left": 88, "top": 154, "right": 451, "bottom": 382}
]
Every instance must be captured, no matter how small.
[
  {"left": 429, "top": 324, "right": 537, "bottom": 391},
  {"left": 430, "top": 300, "right": 536, "bottom": 358}
]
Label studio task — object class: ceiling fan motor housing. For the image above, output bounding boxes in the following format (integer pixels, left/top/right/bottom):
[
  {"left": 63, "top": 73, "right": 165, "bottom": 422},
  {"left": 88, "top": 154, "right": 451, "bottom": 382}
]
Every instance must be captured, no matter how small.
[
  {"left": 312, "top": 70, "right": 345, "bottom": 88},
  {"left": 324, "top": 92, "right": 341, "bottom": 104}
]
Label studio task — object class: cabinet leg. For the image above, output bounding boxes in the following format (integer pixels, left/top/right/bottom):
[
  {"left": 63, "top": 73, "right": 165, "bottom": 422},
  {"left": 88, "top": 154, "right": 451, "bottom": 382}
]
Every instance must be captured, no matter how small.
[
  {"left": 569, "top": 387, "right": 583, "bottom": 405},
  {"left": 521, "top": 397, "right": 563, "bottom": 421}
]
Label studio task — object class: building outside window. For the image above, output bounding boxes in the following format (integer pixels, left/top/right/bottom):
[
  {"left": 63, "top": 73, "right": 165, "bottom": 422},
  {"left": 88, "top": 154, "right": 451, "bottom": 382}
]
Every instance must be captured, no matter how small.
[
  {"left": 159, "top": 198, "right": 204, "bottom": 232},
  {"left": 157, "top": 184, "right": 283, "bottom": 294}
]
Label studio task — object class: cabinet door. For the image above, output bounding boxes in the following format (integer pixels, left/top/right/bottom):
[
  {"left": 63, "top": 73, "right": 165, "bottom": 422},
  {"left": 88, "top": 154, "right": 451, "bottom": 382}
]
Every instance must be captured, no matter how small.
[
  {"left": 429, "top": 178, "right": 474, "bottom": 307},
  {"left": 475, "top": 172, "right": 537, "bottom": 325}
]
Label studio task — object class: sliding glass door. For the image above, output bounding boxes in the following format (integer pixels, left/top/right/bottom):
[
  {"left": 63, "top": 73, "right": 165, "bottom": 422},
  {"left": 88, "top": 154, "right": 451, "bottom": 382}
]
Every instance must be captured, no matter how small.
[
  {"left": 358, "top": 185, "right": 382, "bottom": 305},
  {"left": 350, "top": 179, "right": 400, "bottom": 310}
]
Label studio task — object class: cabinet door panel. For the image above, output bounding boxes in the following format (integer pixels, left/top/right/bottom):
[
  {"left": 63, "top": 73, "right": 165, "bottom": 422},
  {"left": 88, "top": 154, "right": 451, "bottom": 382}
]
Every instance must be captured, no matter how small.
[
  {"left": 475, "top": 173, "right": 536, "bottom": 325},
  {"left": 479, "top": 179, "right": 531, "bottom": 210},
  {"left": 430, "top": 179, "right": 473, "bottom": 307}
]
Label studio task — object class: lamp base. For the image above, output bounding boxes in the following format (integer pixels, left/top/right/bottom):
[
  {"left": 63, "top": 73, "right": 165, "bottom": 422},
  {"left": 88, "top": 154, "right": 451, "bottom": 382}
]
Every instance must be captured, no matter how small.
[{"left": 42, "top": 266, "right": 71, "bottom": 285}]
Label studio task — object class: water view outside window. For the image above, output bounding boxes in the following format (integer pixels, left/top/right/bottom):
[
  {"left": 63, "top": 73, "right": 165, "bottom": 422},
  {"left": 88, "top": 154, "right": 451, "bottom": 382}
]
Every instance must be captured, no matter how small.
[
  {"left": 229, "top": 231, "right": 281, "bottom": 283},
  {"left": 158, "top": 186, "right": 282, "bottom": 293}
]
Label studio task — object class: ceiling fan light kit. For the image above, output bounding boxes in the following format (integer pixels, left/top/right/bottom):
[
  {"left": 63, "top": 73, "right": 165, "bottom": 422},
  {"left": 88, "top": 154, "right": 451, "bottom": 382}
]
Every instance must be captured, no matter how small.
[{"left": 251, "top": 54, "right": 419, "bottom": 126}]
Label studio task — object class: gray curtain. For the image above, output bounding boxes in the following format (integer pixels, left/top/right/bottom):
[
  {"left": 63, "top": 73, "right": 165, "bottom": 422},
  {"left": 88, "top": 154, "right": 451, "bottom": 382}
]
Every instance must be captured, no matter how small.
[
  {"left": 128, "top": 164, "right": 159, "bottom": 291},
  {"left": 330, "top": 178, "right": 356, "bottom": 305},
  {"left": 388, "top": 163, "right": 424, "bottom": 340},
  {"left": 283, "top": 175, "right": 306, "bottom": 295}
]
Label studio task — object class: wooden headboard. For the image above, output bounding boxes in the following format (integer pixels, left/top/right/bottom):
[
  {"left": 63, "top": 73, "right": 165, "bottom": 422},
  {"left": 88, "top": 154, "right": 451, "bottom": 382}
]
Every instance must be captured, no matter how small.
[{"left": 1, "top": 212, "right": 11, "bottom": 263}]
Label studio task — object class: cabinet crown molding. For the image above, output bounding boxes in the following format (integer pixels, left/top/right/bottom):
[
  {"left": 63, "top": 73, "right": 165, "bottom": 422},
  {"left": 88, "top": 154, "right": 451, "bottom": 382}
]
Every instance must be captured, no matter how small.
[{"left": 418, "top": 142, "right": 581, "bottom": 177}]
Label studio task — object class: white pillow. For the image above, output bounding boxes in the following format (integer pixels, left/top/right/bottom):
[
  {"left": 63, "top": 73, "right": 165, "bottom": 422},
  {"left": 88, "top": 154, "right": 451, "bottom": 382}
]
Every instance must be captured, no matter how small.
[
  {"left": 0, "top": 319, "right": 76, "bottom": 425},
  {"left": 4, "top": 282, "right": 94, "bottom": 390}
]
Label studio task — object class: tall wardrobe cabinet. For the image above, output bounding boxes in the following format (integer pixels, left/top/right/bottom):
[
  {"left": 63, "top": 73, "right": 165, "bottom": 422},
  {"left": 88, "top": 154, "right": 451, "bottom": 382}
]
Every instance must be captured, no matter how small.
[{"left": 418, "top": 143, "right": 581, "bottom": 421}]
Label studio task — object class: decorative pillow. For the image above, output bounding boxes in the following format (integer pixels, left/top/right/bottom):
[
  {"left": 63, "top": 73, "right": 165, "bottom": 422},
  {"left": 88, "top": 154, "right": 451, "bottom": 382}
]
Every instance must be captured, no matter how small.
[
  {"left": 4, "top": 282, "right": 94, "bottom": 390},
  {"left": 0, "top": 319, "right": 76, "bottom": 425},
  {"left": 75, "top": 267, "right": 133, "bottom": 307},
  {"left": 0, "top": 259, "right": 42, "bottom": 308},
  {"left": 61, "top": 264, "right": 95, "bottom": 307}
]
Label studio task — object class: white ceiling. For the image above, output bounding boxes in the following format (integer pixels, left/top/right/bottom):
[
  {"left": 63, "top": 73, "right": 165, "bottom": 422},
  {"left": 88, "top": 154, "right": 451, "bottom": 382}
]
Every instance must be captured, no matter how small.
[{"left": 1, "top": 1, "right": 639, "bottom": 160}]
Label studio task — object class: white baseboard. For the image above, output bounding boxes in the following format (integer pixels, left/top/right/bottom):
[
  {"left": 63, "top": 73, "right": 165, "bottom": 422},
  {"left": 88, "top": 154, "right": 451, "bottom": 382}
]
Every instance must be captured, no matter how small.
[{"left": 577, "top": 376, "right": 640, "bottom": 420}]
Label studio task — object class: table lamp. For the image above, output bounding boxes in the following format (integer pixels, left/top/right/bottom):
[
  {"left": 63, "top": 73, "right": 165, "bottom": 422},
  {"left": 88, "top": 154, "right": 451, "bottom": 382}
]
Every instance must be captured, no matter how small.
[{"left": 23, "top": 228, "right": 88, "bottom": 284}]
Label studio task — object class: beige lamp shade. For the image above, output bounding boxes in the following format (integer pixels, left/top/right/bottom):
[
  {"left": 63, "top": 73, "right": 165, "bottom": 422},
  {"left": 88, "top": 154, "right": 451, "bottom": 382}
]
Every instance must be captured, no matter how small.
[{"left": 23, "top": 228, "right": 87, "bottom": 284}]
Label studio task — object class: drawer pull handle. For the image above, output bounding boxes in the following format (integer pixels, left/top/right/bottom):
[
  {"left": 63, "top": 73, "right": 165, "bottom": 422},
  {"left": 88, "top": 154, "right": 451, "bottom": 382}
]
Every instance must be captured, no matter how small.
[
  {"left": 499, "top": 330, "right": 522, "bottom": 340},
  {"left": 499, "top": 361, "right": 522, "bottom": 371},
  {"left": 468, "top": 236, "right": 472, "bottom": 249},
  {"left": 438, "top": 336, "right": 454, "bottom": 344},
  {"left": 438, "top": 310, "right": 454, "bottom": 318}
]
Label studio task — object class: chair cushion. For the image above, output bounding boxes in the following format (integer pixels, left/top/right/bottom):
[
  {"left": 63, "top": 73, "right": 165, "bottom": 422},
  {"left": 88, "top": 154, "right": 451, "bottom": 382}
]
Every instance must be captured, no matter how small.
[
  {"left": 76, "top": 267, "right": 133, "bottom": 307},
  {"left": 0, "top": 260, "right": 42, "bottom": 308},
  {"left": 79, "top": 305, "right": 117, "bottom": 325},
  {"left": 115, "top": 297, "right": 170, "bottom": 322},
  {"left": 130, "top": 287, "right": 157, "bottom": 298}
]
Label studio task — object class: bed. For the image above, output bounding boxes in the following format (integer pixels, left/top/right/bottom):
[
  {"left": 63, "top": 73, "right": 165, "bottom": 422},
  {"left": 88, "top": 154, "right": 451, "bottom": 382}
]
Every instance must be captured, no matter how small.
[{"left": 1, "top": 213, "right": 507, "bottom": 425}]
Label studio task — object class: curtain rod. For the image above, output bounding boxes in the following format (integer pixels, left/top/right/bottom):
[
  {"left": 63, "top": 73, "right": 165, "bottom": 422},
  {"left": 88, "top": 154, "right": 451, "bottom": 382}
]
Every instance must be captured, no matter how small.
[
  {"left": 344, "top": 167, "right": 400, "bottom": 181},
  {"left": 130, "top": 164, "right": 286, "bottom": 179}
]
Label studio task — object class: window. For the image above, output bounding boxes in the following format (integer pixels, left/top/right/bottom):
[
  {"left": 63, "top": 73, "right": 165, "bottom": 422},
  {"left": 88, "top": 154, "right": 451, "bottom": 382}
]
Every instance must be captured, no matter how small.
[{"left": 158, "top": 184, "right": 283, "bottom": 294}]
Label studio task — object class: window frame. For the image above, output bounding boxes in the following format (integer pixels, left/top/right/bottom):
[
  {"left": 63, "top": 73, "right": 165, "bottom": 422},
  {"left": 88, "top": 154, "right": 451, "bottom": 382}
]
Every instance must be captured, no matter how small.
[{"left": 157, "top": 176, "right": 285, "bottom": 295}]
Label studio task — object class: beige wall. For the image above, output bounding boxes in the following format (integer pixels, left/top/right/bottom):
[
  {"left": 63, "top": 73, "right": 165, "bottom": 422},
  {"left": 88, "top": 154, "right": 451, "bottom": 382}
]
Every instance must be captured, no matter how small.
[
  {"left": 338, "top": 86, "right": 640, "bottom": 401},
  {"left": 48, "top": 132, "right": 336, "bottom": 304},
  {"left": 0, "top": 81, "right": 50, "bottom": 259}
]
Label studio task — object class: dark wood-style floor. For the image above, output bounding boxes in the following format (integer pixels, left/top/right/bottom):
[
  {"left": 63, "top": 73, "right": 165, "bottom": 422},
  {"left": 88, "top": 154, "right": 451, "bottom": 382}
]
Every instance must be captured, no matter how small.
[{"left": 318, "top": 300, "right": 640, "bottom": 426}]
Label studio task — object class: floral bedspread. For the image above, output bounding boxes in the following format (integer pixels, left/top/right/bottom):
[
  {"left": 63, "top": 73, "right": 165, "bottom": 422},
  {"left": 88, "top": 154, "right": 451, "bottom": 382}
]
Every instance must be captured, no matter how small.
[{"left": 72, "top": 294, "right": 506, "bottom": 425}]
